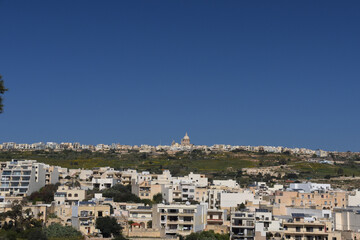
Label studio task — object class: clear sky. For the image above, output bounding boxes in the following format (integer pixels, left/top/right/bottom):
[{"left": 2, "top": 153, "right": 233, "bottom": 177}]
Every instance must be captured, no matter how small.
[{"left": 1, "top": 1, "right": 360, "bottom": 151}]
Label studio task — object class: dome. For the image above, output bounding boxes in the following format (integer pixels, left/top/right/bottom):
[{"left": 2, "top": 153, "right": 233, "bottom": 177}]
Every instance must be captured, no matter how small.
[{"left": 183, "top": 132, "right": 189, "bottom": 139}]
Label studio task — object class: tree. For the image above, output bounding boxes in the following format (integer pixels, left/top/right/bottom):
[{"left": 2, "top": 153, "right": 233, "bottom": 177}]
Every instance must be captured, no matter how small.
[
  {"left": 185, "top": 230, "right": 229, "bottom": 240},
  {"left": 95, "top": 216, "right": 123, "bottom": 238},
  {"left": 238, "top": 202, "right": 246, "bottom": 211},
  {"left": 44, "top": 223, "right": 82, "bottom": 239},
  {"left": 102, "top": 184, "right": 141, "bottom": 203},
  {"left": 0, "top": 201, "right": 43, "bottom": 239},
  {"left": 113, "top": 235, "right": 128, "bottom": 240},
  {"left": 27, "top": 228, "right": 48, "bottom": 240},
  {"left": 27, "top": 183, "right": 60, "bottom": 204},
  {"left": 152, "top": 193, "right": 163, "bottom": 203},
  {"left": 0, "top": 75, "right": 8, "bottom": 113}
]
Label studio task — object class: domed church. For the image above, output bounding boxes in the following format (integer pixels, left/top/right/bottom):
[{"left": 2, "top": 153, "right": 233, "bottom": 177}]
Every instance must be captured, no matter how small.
[{"left": 181, "top": 132, "right": 191, "bottom": 146}]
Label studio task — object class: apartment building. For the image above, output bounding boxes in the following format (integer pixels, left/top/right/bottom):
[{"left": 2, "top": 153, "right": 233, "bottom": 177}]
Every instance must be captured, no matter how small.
[
  {"left": 128, "top": 206, "right": 153, "bottom": 228},
  {"left": 333, "top": 208, "right": 360, "bottom": 231},
  {"left": 348, "top": 190, "right": 360, "bottom": 206},
  {"left": 195, "top": 187, "right": 208, "bottom": 203},
  {"left": 92, "top": 178, "right": 117, "bottom": 190},
  {"left": 120, "top": 169, "right": 138, "bottom": 185},
  {"left": 254, "top": 209, "right": 281, "bottom": 240},
  {"left": 71, "top": 201, "right": 111, "bottom": 235},
  {"left": 161, "top": 181, "right": 205, "bottom": 203},
  {"left": 153, "top": 203, "right": 207, "bottom": 237},
  {"left": 282, "top": 213, "right": 330, "bottom": 240},
  {"left": 212, "top": 179, "right": 239, "bottom": 189},
  {"left": 45, "top": 165, "right": 60, "bottom": 185},
  {"left": 271, "top": 189, "right": 348, "bottom": 211},
  {"left": 54, "top": 185, "right": 86, "bottom": 205},
  {"left": 0, "top": 159, "right": 59, "bottom": 197},
  {"left": 208, "top": 188, "right": 224, "bottom": 209},
  {"left": 207, "top": 209, "right": 227, "bottom": 226},
  {"left": 206, "top": 209, "right": 229, "bottom": 234},
  {"left": 220, "top": 190, "right": 255, "bottom": 209},
  {"left": 162, "top": 184, "right": 182, "bottom": 203},
  {"left": 230, "top": 210, "right": 255, "bottom": 240},
  {"left": 131, "top": 180, "right": 162, "bottom": 200}
]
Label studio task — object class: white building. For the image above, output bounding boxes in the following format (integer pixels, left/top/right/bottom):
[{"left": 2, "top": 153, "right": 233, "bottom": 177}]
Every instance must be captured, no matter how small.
[
  {"left": 254, "top": 209, "right": 281, "bottom": 239},
  {"left": 153, "top": 203, "right": 207, "bottom": 237},
  {"left": 92, "top": 178, "right": 116, "bottom": 190},
  {"left": 213, "top": 180, "right": 239, "bottom": 189},
  {"left": 220, "top": 191, "right": 255, "bottom": 209},
  {"left": 288, "top": 182, "right": 332, "bottom": 192},
  {"left": 0, "top": 159, "right": 59, "bottom": 197},
  {"left": 348, "top": 190, "right": 360, "bottom": 207}
]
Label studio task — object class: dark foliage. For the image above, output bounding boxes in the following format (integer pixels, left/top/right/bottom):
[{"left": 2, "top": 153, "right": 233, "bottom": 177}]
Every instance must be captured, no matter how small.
[
  {"left": 0, "top": 75, "right": 8, "bottom": 113},
  {"left": 152, "top": 193, "right": 163, "bottom": 203},
  {"left": 44, "top": 223, "right": 82, "bottom": 239},
  {"left": 27, "top": 183, "right": 60, "bottom": 203},
  {"left": 95, "top": 216, "right": 123, "bottom": 238},
  {"left": 184, "top": 230, "right": 229, "bottom": 240},
  {"left": 0, "top": 202, "right": 44, "bottom": 239},
  {"left": 102, "top": 184, "right": 141, "bottom": 203},
  {"left": 27, "top": 228, "right": 47, "bottom": 240}
]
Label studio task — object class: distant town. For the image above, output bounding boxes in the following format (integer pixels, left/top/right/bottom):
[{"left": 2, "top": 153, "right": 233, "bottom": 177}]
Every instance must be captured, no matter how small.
[{"left": 1, "top": 133, "right": 332, "bottom": 157}]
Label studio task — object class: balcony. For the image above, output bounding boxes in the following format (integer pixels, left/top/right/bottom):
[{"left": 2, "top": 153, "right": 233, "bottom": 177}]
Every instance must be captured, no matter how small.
[
  {"left": 232, "top": 222, "right": 255, "bottom": 227},
  {"left": 168, "top": 209, "right": 179, "bottom": 214},
  {"left": 207, "top": 218, "right": 223, "bottom": 223},
  {"left": 283, "top": 229, "right": 326, "bottom": 235},
  {"left": 165, "top": 228, "right": 178, "bottom": 233},
  {"left": 232, "top": 232, "right": 254, "bottom": 238}
]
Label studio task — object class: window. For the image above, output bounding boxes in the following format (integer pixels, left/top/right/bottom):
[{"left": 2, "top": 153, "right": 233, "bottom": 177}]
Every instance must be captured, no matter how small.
[
  {"left": 296, "top": 227, "right": 301, "bottom": 232},
  {"left": 74, "top": 193, "right": 78, "bottom": 197},
  {"left": 68, "top": 193, "right": 72, "bottom": 197}
]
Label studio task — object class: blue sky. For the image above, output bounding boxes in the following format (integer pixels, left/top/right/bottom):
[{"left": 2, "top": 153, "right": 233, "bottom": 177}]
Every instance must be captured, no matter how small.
[{"left": 1, "top": 1, "right": 360, "bottom": 151}]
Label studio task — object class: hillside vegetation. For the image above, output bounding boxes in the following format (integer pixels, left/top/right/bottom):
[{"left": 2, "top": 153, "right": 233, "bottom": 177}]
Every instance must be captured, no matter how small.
[{"left": 1, "top": 150, "right": 360, "bottom": 182}]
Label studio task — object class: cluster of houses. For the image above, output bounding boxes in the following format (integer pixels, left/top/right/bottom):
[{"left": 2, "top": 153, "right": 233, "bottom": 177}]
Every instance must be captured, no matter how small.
[
  {"left": 1, "top": 159, "right": 360, "bottom": 239},
  {"left": 0, "top": 133, "right": 328, "bottom": 156}
]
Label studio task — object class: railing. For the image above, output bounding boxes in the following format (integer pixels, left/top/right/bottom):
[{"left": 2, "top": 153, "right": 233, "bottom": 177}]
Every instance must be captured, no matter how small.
[{"left": 232, "top": 223, "right": 255, "bottom": 227}]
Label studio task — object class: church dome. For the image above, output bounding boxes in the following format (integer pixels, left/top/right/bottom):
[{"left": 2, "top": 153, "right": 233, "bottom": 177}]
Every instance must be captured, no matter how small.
[{"left": 183, "top": 133, "right": 189, "bottom": 140}]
